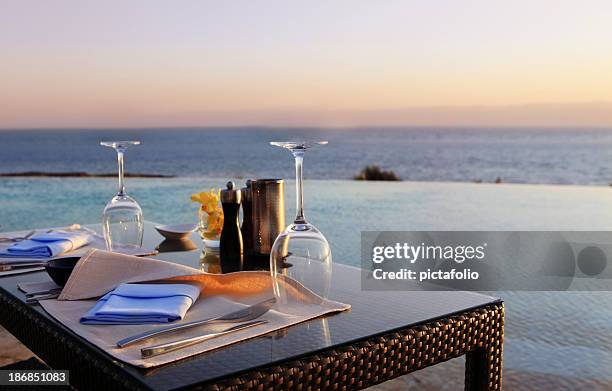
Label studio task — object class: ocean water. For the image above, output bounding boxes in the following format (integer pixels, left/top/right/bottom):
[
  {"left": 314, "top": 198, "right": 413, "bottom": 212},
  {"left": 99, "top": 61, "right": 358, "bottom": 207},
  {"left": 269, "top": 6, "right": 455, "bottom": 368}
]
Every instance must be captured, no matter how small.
[{"left": 2, "top": 127, "right": 612, "bottom": 185}]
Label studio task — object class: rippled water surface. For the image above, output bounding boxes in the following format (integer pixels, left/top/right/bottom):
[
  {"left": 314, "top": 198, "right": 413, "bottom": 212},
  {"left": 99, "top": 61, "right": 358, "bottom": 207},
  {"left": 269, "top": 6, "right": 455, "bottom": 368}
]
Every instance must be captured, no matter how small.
[{"left": 2, "top": 127, "right": 612, "bottom": 185}]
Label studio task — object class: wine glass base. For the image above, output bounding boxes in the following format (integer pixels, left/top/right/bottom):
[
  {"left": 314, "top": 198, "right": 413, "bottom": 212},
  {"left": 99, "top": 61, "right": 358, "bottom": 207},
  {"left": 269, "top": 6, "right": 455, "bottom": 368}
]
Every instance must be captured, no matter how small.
[
  {"left": 100, "top": 141, "right": 141, "bottom": 151},
  {"left": 270, "top": 141, "right": 328, "bottom": 151}
]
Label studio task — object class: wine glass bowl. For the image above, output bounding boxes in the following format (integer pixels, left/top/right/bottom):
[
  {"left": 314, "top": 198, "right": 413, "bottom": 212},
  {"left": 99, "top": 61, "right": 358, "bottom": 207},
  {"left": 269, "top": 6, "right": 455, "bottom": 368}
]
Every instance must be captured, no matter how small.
[
  {"left": 269, "top": 141, "right": 332, "bottom": 310},
  {"left": 270, "top": 225, "right": 332, "bottom": 308},
  {"left": 100, "top": 140, "right": 144, "bottom": 251}
]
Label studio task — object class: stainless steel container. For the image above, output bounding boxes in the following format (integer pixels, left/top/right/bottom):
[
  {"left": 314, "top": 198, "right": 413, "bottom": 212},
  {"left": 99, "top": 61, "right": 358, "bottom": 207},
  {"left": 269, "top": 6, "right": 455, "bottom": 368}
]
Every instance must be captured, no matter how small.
[{"left": 251, "top": 179, "right": 285, "bottom": 255}]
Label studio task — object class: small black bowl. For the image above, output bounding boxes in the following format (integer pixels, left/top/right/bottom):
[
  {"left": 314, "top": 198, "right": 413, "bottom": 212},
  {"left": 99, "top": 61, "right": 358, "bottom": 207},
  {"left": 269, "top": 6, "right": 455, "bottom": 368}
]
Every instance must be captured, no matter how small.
[{"left": 45, "top": 257, "right": 80, "bottom": 287}]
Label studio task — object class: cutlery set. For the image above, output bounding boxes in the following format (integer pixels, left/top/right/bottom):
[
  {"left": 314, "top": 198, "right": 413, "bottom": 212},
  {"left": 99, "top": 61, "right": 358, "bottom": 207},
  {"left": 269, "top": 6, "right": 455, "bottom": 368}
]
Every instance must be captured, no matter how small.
[
  {"left": 118, "top": 297, "right": 275, "bottom": 358},
  {"left": 26, "top": 286, "right": 274, "bottom": 357},
  {"left": 0, "top": 230, "right": 35, "bottom": 243},
  {"left": 25, "top": 287, "right": 62, "bottom": 303}
]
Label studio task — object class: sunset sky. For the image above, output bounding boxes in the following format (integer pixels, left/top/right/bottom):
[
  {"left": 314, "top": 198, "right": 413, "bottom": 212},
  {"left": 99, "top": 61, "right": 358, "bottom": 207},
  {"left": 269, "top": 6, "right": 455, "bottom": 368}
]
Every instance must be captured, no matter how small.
[{"left": 1, "top": 0, "right": 612, "bottom": 128}]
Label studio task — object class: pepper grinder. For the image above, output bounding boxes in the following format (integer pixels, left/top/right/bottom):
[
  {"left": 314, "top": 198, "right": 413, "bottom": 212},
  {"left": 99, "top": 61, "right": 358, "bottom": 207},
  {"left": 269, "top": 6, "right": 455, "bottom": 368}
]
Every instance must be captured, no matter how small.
[{"left": 220, "top": 181, "right": 243, "bottom": 273}]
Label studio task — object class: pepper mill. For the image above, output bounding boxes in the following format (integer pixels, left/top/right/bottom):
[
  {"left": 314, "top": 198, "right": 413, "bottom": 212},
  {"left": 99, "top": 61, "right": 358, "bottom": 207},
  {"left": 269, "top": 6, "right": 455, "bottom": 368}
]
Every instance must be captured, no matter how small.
[{"left": 220, "top": 181, "right": 243, "bottom": 273}]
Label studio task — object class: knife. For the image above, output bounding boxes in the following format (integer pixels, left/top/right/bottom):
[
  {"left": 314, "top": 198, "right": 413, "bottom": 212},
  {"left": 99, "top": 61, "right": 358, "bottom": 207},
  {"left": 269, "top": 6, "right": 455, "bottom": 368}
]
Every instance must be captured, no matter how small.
[
  {"left": 0, "top": 230, "right": 35, "bottom": 243},
  {"left": 117, "top": 297, "right": 276, "bottom": 348},
  {"left": 25, "top": 292, "right": 60, "bottom": 303},
  {"left": 0, "top": 263, "right": 45, "bottom": 271},
  {"left": 141, "top": 320, "right": 268, "bottom": 358}
]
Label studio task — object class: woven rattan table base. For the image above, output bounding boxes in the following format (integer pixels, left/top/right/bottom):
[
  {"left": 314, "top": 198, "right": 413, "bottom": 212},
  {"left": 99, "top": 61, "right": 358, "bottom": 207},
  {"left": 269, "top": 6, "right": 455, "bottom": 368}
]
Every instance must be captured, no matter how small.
[
  {"left": 1, "top": 286, "right": 503, "bottom": 391},
  {"left": 206, "top": 302, "right": 504, "bottom": 391}
]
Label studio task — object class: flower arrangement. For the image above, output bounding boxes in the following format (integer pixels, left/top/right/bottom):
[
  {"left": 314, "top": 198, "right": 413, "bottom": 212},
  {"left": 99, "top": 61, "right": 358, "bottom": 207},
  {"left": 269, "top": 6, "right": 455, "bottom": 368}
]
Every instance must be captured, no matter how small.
[{"left": 191, "top": 189, "right": 223, "bottom": 241}]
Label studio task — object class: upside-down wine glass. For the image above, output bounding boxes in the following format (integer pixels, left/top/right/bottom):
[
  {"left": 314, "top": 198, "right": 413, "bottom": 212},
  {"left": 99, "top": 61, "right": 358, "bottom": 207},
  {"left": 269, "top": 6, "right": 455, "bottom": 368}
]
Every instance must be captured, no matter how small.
[
  {"left": 269, "top": 141, "right": 332, "bottom": 311},
  {"left": 100, "top": 141, "right": 144, "bottom": 251}
]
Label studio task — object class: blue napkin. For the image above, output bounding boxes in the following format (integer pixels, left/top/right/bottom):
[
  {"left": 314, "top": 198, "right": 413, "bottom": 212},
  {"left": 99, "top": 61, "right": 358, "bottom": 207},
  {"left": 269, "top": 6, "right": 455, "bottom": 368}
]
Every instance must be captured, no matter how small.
[
  {"left": 0, "top": 229, "right": 93, "bottom": 259},
  {"left": 80, "top": 283, "right": 200, "bottom": 325}
]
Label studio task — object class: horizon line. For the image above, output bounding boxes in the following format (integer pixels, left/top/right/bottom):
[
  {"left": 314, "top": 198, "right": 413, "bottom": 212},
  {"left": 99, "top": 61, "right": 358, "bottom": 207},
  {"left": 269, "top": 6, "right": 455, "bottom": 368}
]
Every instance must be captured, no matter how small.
[{"left": 3, "top": 101, "right": 612, "bottom": 129}]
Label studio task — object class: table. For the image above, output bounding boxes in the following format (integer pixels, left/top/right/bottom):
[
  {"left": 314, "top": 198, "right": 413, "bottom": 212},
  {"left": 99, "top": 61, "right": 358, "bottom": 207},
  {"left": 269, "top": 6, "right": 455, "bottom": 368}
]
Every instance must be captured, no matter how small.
[{"left": 0, "top": 222, "right": 504, "bottom": 390}]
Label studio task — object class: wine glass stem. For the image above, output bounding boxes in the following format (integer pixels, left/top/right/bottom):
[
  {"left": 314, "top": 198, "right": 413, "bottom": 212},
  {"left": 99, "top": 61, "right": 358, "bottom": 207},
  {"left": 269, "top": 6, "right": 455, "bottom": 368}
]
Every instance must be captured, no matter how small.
[
  {"left": 117, "top": 150, "right": 126, "bottom": 196},
  {"left": 293, "top": 150, "right": 306, "bottom": 225}
]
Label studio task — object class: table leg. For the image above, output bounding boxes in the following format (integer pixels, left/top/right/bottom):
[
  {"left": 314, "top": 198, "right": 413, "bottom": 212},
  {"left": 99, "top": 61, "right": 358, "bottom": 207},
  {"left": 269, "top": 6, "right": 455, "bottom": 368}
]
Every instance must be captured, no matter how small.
[{"left": 465, "top": 331, "right": 504, "bottom": 390}]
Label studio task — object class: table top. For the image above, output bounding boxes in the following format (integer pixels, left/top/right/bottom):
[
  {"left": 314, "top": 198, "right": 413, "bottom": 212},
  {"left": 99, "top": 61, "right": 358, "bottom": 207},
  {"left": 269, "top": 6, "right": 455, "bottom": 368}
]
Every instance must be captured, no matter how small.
[{"left": 0, "top": 222, "right": 501, "bottom": 391}]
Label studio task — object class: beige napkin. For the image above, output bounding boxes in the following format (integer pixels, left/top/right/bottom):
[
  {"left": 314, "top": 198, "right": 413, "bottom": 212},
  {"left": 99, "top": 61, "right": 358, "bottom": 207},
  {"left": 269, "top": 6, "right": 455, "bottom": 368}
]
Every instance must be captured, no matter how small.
[
  {"left": 34, "top": 249, "right": 349, "bottom": 368},
  {"left": 58, "top": 249, "right": 201, "bottom": 300}
]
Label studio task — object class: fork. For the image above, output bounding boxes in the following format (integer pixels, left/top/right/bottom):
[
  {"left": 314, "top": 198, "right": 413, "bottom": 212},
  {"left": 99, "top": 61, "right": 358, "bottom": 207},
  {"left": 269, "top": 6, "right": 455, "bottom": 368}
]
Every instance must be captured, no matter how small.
[
  {"left": 25, "top": 292, "right": 60, "bottom": 304},
  {"left": 0, "top": 262, "right": 45, "bottom": 272},
  {"left": 24, "top": 287, "right": 63, "bottom": 304},
  {"left": 0, "top": 230, "right": 35, "bottom": 243},
  {"left": 25, "top": 287, "right": 63, "bottom": 298}
]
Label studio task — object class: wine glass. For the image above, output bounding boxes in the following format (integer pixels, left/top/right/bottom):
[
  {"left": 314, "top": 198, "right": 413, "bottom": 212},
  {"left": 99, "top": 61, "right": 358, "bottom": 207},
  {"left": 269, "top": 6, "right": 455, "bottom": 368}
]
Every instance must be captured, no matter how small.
[
  {"left": 269, "top": 141, "right": 332, "bottom": 311},
  {"left": 100, "top": 141, "right": 144, "bottom": 251}
]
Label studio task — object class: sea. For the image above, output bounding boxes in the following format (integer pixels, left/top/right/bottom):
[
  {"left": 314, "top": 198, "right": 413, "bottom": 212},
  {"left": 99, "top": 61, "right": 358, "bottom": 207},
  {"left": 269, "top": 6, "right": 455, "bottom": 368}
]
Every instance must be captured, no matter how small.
[
  {"left": 1, "top": 127, "right": 612, "bottom": 184},
  {"left": 2, "top": 127, "right": 612, "bottom": 390}
]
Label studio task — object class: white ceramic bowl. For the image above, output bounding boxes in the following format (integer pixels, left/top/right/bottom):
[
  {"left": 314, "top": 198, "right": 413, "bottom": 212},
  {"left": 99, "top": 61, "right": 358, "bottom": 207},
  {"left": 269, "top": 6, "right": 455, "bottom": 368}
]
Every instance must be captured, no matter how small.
[
  {"left": 154, "top": 224, "right": 198, "bottom": 240},
  {"left": 203, "top": 238, "right": 220, "bottom": 248}
]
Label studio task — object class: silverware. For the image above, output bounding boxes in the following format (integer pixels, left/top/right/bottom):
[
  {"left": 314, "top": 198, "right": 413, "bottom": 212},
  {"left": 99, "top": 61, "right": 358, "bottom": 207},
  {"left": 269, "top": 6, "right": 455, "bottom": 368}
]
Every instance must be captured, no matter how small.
[
  {"left": 0, "top": 230, "right": 35, "bottom": 243},
  {"left": 25, "top": 292, "right": 60, "bottom": 304},
  {"left": 0, "top": 262, "right": 46, "bottom": 272},
  {"left": 1, "top": 260, "right": 45, "bottom": 267},
  {"left": 117, "top": 297, "right": 276, "bottom": 348},
  {"left": 0, "top": 229, "right": 55, "bottom": 243},
  {"left": 25, "top": 287, "right": 62, "bottom": 297},
  {"left": 0, "top": 261, "right": 46, "bottom": 271},
  {"left": 141, "top": 320, "right": 268, "bottom": 358}
]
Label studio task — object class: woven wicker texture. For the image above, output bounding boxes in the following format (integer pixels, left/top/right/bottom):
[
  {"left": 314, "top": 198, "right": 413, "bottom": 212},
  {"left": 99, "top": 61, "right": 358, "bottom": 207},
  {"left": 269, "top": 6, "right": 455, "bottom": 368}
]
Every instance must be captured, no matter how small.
[{"left": 206, "top": 303, "right": 504, "bottom": 391}]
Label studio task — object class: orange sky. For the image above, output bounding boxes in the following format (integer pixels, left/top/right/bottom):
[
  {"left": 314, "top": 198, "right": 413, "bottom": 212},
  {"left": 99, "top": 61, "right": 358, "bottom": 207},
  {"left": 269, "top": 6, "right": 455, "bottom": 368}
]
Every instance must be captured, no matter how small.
[{"left": 1, "top": 1, "right": 612, "bottom": 128}]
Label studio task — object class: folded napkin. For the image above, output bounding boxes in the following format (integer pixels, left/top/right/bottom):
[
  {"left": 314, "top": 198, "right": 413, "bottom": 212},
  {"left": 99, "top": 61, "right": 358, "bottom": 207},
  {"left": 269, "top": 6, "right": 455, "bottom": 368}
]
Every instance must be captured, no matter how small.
[
  {"left": 0, "top": 228, "right": 94, "bottom": 259},
  {"left": 80, "top": 283, "right": 200, "bottom": 325}
]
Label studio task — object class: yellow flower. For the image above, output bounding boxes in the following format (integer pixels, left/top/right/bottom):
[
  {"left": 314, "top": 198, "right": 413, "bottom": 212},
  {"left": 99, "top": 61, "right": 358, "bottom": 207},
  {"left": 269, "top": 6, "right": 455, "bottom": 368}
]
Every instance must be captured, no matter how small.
[
  {"left": 203, "top": 211, "right": 223, "bottom": 238},
  {"left": 192, "top": 188, "right": 223, "bottom": 239},
  {"left": 207, "top": 211, "right": 224, "bottom": 234},
  {"left": 191, "top": 189, "right": 221, "bottom": 214},
  {"left": 190, "top": 193, "right": 201, "bottom": 203},
  {"left": 201, "top": 195, "right": 218, "bottom": 214}
]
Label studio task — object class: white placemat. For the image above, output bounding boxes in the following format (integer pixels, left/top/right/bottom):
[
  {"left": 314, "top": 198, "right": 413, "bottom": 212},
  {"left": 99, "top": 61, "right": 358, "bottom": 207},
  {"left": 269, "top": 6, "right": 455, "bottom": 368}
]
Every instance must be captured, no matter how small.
[{"left": 22, "top": 250, "right": 349, "bottom": 368}]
